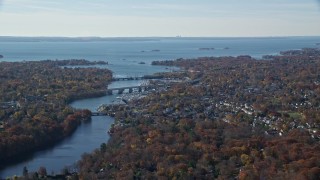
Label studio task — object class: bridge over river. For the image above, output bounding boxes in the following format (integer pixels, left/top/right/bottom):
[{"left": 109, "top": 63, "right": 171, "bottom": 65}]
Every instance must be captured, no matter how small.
[
  {"left": 107, "top": 85, "right": 156, "bottom": 95},
  {"left": 91, "top": 112, "right": 108, "bottom": 116}
]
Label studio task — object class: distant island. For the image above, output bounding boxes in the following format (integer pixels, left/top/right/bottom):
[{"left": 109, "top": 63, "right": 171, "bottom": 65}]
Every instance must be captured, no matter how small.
[
  {"left": 141, "top": 49, "right": 161, "bottom": 53},
  {"left": 60, "top": 59, "right": 108, "bottom": 66},
  {"left": 199, "top": 47, "right": 229, "bottom": 50},
  {"left": 199, "top": 47, "right": 215, "bottom": 50},
  {"left": 0, "top": 55, "right": 3, "bottom": 58}
]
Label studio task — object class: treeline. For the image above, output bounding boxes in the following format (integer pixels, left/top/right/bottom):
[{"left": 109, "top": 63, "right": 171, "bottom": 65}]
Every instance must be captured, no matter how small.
[
  {"left": 0, "top": 60, "right": 112, "bottom": 166},
  {"left": 0, "top": 110, "right": 91, "bottom": 163},
  {"left": 78, "top": 49, "right": 320, "bottom": 179}
]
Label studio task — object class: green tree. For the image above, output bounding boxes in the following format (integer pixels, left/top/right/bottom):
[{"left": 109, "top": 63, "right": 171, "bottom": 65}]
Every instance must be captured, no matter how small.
[
  {"left": 22, "top": 166, "right": 28, "bottom": 177},
  {"left": 100, "top": 143, "right": 107, "bottom": 152},
  {"left": 38, "top": 166, "right": 47, "bottom": 177}
]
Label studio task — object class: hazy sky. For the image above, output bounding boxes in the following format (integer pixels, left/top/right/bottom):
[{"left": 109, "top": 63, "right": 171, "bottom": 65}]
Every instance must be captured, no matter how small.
[{"left": 0, "top": 0, "right": 319, "bottom": 37}]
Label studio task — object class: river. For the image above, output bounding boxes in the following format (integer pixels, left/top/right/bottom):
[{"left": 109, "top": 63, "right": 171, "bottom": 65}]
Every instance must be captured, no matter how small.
[{"left": 0, "top": 79, "right": 155, "bottom": 178}]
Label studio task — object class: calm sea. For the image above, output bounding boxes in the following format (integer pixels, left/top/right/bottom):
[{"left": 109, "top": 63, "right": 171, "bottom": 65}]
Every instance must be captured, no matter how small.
[{"left": 1, "top": 37, "right": 320, "bottom": 77}]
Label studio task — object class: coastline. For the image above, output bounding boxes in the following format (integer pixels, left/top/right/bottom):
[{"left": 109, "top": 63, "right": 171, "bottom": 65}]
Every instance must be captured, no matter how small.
[{"left": 1, "top": 37, "right": 318, "bottom": 178}]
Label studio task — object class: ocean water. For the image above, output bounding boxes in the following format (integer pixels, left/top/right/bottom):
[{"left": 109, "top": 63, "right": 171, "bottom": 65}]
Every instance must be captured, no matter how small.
[
  {"left": 0, "top": 36, "right": 320, "bottom": 178},
  {"left": 1, "top": 37, "right": 320, "bottom": 77}
]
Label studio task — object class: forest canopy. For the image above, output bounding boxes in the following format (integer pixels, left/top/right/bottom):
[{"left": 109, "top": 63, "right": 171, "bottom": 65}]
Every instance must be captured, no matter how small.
[{"left": 78, "top": 49, "right": 320, "bottom": 179}]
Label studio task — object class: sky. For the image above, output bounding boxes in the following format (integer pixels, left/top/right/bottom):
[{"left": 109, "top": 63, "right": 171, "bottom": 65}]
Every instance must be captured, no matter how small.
[{"left": 0, "top": 0, "right": 319, "bottom": 37}]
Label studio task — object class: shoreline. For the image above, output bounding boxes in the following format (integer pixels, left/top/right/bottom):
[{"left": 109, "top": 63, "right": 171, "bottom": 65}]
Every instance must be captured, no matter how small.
[{"left": 2, "top": 44, "right": 320, "bottom": 178}]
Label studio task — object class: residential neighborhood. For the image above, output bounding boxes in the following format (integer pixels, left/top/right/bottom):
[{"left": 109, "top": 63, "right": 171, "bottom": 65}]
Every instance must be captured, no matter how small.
[{"left": 87, "top": 49, "right": 320, "bottom": 179}]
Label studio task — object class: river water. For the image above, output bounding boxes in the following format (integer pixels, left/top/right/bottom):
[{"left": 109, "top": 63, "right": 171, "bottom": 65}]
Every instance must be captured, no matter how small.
[{"left": 0, "top": 37, "right": 320, "bottom": 178}]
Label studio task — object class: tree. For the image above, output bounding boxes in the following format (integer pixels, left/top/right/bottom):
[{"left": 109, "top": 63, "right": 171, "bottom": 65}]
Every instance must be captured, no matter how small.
[
  {"left": 38, "top": 166, "right": 47, "bottom": 177},
  {"left": 22, "top": 166, "right": 28, "bottom": 177},
  {"left": 100, "top": 143, "right": 107, "bottom": 152}
]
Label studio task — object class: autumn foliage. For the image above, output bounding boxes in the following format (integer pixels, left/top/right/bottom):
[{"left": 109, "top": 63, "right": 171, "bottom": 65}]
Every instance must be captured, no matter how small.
[
  {"left": 78, "top": 49, "right": 320, "bottom": 179},
  {"left": 0, "top": 60, "right": 112, "bottom": 167}
]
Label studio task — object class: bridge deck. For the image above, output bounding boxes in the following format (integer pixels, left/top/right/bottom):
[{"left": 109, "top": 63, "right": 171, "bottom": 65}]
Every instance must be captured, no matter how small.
[
  {"left": 112, "top": 75, "right": 164, "bottom": 81},
  {"left": 112, "top": 77, "right": 143, "bottom": 81},
  {"left": 107, "top": 85, "right": 151, "bottom": 91},
  {"left": 91, "top": 112, "right": 108, "bottom": 116}
]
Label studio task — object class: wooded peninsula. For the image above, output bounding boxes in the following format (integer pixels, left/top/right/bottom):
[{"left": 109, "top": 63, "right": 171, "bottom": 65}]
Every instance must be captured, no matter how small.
[{"left": 79, "top": 48, "right": 320, "bottom": 179}]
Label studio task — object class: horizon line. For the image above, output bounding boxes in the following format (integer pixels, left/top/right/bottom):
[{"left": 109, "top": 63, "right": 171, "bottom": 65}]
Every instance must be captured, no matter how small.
[{"left": 1, "top": 35, "right": 320, "bottom": 39}]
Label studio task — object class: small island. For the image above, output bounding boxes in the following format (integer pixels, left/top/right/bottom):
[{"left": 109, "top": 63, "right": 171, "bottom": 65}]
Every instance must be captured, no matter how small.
[
  {"left": 199, "top": 47, "right": 215, "bottom": 50},
  {"left": 0, "top": 55, "right": 3, "bottom": 58},
  {"left": 141, "top": 50, "right": 161, "bottom": 53},
  {"left": 57, "top": 59, "right": 108, "bottom": 66}
]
